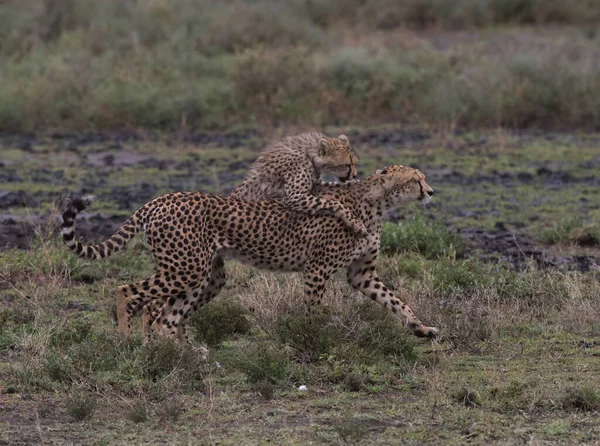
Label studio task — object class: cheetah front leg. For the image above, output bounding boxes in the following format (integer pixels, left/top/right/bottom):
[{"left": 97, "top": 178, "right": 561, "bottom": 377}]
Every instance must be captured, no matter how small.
[
  {"left": 347, "top": 259, "right": 438, "bottom": 338},
  {"left": 302, "top": 264, "right": 332, "bottom": 311}
]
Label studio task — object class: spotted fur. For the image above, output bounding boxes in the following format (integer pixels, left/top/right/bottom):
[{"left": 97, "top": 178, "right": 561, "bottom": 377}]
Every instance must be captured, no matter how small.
[
  {"left": 61, "top": 165, "right": 438, "bottom": 343},
  {"left": 230, "top": 132, "right": 366, "bottom": 236}
]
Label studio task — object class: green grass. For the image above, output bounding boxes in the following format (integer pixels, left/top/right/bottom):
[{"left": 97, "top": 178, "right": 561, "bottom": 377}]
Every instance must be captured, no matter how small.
[
  {"left": 540, "top": 217, "right": 600, "bottom": 246},
  {"left": 380, "top": 217, "right": 465, "bottom": 259},
  {"left": 189, "top": 299, "right": 252, "bottom": 348},
  {"left": 1, "top": 129, "right": 600, "bottom": 443},
  {"left": 2, "top": 225, "right": 600, "bottom": 443},
  {"left": 3, "top": 1, "right": 600, "bottom": 132}
]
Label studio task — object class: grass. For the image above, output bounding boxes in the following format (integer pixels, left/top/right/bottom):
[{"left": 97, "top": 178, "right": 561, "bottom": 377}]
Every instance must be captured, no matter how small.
[
  {"left": 3, "top": 1, "right": 600, "bottom": 132},
  {"left": 2, "top": 223, "right": 600, "bottom": 443},
  {"left": 188, "top": 299, "right": 252, "bottom": 348},
  {"left": 380, "top": 217, "right": 465, "bottom": 259},
  {"left": 539, "top": 217, "right": 600, "bottom": 247},
  {"left": 1, "top": 125, "right": 599, "bottom": 442},
  {"left": 65, "top": 392, "right": 97, "bottom": 422}
]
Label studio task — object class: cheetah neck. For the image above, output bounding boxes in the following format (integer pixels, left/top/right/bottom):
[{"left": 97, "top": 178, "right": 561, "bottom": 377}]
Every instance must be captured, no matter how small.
[{"left": 316, "top": 178, "right": 388, "bottom": 226}]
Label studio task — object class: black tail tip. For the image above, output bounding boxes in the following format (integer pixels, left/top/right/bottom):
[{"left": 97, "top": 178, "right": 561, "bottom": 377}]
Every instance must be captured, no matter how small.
[{"left": 65, "top": 194, "right": 95, "bottom": 213}]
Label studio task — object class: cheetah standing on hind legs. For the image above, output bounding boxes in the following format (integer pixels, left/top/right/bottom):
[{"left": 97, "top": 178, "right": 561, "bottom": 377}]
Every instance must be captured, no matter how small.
[{"left": 61, "top": 164, "right": 438, "bottom": 344}]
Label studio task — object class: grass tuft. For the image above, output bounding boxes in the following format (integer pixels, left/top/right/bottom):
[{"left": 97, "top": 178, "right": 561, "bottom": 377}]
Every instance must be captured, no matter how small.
[
  {"left": 539, "top": 217, "right": 600, "bottom": 246},
  {"left": 274, "top": 301, "right": 417, "bottom": 365},
  {"left": 452, "top": 387, "right": 483, "bottom": 407},
  {"left": 66, "top": 393, "right": 96, "bottom": 422},
  {"left": 222, "top": 340, "right": 291, "bottom": 385},
  {"left": 343, "top": 373, "right": 366, "bottom": 392},
  {"left": 562, "top": 386, "right": 600, "bottom": 412},
  {"left": 189, "top": 299, "right": 252, "bottom": 348},
  {"left": 127, "top": 399, "right": 151, "bottom": 423},
  {"left": 141, "top": 338, "right": 206, "bottom": 386},
  {"left": 381, "top": 218, "right": 465, "bottom": 259}
]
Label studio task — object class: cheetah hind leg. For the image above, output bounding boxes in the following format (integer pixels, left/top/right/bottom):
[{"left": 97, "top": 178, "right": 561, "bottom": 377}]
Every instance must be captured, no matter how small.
[
  {"left": 116, "top": 273, "right": 186, "bottom": 339},
  {"left": 145, "top": 259, "right": 228, "bottom": 360},
  {"left": 148, "top": 291, "right": 210, "bottom": 360}
]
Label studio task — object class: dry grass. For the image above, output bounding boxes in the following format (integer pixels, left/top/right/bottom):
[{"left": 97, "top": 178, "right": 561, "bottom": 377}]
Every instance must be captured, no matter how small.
[{"left": 2, "top": 233, "right": 600, "bottom": 443}]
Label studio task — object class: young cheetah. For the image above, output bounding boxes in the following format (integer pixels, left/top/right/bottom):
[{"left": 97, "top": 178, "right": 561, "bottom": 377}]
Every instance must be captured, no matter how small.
[
  {"left": 229, "top": 132, "right": 366, "bottom": 236},
  {"left": 61, "top": 165, "right": 438, "bottom": 342}
]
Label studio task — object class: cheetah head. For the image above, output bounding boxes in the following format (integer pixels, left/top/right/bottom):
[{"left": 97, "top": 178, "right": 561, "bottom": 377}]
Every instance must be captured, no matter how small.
[
  {"left": 315, "top": 134, "right": 358, "bottom": 182},
  {"left": 371, "top": 165, "right": 434, "bottom": 205}
]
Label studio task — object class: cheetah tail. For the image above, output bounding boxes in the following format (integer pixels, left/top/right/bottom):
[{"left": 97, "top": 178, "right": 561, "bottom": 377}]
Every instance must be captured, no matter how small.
[{"left": 61, "top": 195, "right": 141, "bottom": 260}]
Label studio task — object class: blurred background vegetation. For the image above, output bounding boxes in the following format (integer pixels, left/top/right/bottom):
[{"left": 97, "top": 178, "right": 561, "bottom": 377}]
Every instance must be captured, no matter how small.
[{"left": 2, "top": 0, "right": 600, "bottom": 133}]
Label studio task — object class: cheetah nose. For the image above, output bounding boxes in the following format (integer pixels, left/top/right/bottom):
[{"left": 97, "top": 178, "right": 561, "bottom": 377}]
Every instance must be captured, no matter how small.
[{"left": 427, "top": 189, "right": 434, "bottom": 197}]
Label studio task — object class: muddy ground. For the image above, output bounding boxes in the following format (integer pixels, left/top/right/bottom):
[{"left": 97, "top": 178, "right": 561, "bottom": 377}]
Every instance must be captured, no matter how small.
[{"left": 0, "top": 129, "right": 599, "bottom": 272}]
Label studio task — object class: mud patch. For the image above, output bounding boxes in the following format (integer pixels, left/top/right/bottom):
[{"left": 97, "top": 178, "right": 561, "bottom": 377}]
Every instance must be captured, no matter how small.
[
  {"left": 462, "top": 224, "right": 599, "bottom": 272},
  {"left": 1, "top": 130, "right": 599, "bottom": 274},
  {"left": 0, "top": 191, "right": 40, "bottom": 209}
]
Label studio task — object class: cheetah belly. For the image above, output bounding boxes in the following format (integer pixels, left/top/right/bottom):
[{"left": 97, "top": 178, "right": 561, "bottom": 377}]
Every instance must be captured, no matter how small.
[{"left": 218, "top": 248, "right": 308, "bottom": 272}]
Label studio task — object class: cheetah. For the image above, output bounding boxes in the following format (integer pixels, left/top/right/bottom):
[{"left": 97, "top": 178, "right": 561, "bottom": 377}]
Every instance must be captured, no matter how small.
[
  {"left": 229, "top": 132, "right": 366, "bottom": 236},
  {"left": 61, "top": 164, "right": 438, "bottom": 342}
]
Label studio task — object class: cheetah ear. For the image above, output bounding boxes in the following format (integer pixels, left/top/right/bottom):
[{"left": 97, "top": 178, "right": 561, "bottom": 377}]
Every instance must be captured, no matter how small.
[
  {"left": 338, "top": 134, "right": 349, "bottom": 144},
  {"left": 376, "top": 168, "right": 388, "bottom": 175},
  {"left": 318, "top": 138, "right": 328, "bottom": 156}
]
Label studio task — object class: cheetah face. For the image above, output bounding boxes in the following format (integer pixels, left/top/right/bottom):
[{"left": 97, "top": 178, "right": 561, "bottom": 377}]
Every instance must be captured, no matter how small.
[
  {"left": 376, "top": 165, "right": 434, "bottom": 205},
  {"left": 317, "top": 134, "right": 358, "bottom": 182}
]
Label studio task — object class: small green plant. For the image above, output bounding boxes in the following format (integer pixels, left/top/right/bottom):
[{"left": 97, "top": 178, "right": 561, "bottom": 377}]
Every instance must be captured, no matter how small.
[
  {"left": 562, "top": 386, "right": 600, "bottom": 412},
  {"left": 44, "top": 352, "right": 74, "bottom": 384},
  {"left": 224, "top": 341, "right": 290, "bottom": 385},
  {"left": 42, "top": 330, "right": 122, "bottom": 387},
  {"left": 254, "top": 380, "right": 276, "bottom": 400},
  {"left": 343, "top": 373, "right": 365, "bottom": 392},
  {"left": 141, "top": 338, "right": 206, "bottom": 384},
  {"left": 380, "top": 218, "right": 465, "bottom": 259},
  {"left": 452, "top": 387, "right": 483, "bottom": 407},
  {"left": 540, "top": 218, "right": 600, "bottom": 246},
  {"left": 158, "top": 398, "right": 184, "bottom": 423},
  {"left": 36, "top": 400, "right": 54, "bottom": 418},
  {"left": 489, "top": 379, "right": 530, "bottom": 412},
  {"left": 347, "top": 301, "right": 418, "bottom": 363},
  {"left": 66, "top": 393, "right": 97, "bottom": 422},
  {"left": 275, "top": 301, "right": 417, "bottom": 366},
  {"left": 50, "top": 318, "right": 93, "bottom": 347},
  {"left": 189, "top": 299, "right": 252, "bottom": 348},
  {"left": 127, "top": 399, "right": 151, "bottom": 423},
  {"left": 275, "top": 308, "right": 337, "bottom": 363},
  {"left": 431, "top": 259, "right": 490, "bottom": 295},
  {"left": 0, "top": 308, "right": 9, "bottom": 333},
  {"left": 333, "top": 418, "right": 369, "bottom": 444}
]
